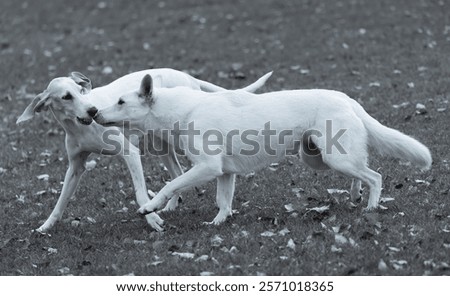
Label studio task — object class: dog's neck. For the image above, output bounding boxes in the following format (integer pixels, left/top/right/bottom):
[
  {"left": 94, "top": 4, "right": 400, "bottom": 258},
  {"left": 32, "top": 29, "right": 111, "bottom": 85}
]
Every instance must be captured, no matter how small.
[{"left": 146, "top": 88, "right": 206, "bottom": 131}]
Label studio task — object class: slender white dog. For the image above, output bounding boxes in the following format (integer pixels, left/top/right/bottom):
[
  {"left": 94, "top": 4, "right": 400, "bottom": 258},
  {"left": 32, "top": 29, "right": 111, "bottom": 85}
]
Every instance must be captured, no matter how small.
[
  {"left": 94, "top": 74, "right": 432, "bottom": 225},
  {"left": 17, "top": 69, "right": 271, "bottom": 232}
]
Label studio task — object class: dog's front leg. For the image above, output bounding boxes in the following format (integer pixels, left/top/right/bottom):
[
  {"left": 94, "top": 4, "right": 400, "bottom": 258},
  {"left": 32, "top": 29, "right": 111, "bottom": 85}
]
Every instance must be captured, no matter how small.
[
  {"left": 117, "top": 134, "right": 165, "bottom": 231},
  {"left": 154, "top": 138, "right": 184, "bottom": 212},
  {"left": 37, "top": 151, "right": 89, "bottom": 233},
  {"left": 137, "top": 163, "right": 221, "bottom": 215}
]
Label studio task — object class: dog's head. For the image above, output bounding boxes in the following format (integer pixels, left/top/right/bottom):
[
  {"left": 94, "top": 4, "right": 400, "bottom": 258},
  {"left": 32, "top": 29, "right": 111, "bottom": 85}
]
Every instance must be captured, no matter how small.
[
  {"left": 16, "top": 72, "right": 98, "bottom": 125},
  {"left": 94, "top": 74, "right": 156, "bottom": 129}
]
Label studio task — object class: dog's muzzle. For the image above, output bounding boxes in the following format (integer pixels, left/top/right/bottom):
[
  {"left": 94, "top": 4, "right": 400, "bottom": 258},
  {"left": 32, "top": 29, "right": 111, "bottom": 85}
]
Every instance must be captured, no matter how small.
[{"left": 77, "top": 116, "right": 93, "bottom": 125}]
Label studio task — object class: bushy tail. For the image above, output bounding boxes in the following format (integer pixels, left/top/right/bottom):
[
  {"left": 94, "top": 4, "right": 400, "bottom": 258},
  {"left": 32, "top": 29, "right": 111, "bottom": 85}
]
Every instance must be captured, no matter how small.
[
  {"left": 350, "top": 100, "right": 432, "bottom": 170},
  {"left": 196, "top": 71, "right": 273, "bottom": 93}
]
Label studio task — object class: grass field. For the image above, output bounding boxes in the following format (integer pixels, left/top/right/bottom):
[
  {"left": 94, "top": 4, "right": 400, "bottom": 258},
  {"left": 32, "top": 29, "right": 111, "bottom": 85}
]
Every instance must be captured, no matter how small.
[{"left": 0, "top": 0, "right": 449, "bottom": 276}]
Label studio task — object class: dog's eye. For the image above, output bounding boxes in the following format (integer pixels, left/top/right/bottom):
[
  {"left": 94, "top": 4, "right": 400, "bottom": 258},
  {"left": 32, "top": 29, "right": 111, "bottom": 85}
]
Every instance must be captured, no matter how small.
[
  {"left": 118, "top": 99, "right": 125, "bottom": 105},
  {"left": 62, "top": 93, "right": 72, "bottom": 100}
]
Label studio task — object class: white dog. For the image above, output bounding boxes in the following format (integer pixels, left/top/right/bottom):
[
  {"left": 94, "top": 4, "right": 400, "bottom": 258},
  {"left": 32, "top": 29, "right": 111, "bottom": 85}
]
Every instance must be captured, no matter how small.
[
  {"left": 17, "top": 69, "right": 271, "bottom": 232},
  {"left": 93, "top": 74, "right": 432, "bottom": 225}
]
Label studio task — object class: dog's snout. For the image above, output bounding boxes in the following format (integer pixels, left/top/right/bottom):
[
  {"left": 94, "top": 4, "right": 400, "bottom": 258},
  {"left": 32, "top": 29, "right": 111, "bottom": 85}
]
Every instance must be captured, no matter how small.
[{"left": 87, "top": 107, "right": 98, "bottom": 118}]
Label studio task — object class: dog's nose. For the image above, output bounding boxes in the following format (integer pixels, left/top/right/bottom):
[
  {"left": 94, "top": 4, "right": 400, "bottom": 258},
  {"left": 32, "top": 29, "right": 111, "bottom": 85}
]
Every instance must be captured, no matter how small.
[{"left": 87, "top": 107, "right": 98, "bottom": 118}]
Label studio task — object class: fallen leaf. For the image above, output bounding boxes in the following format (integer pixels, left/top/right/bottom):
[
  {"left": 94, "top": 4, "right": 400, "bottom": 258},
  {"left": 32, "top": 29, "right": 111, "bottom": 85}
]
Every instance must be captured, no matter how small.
[
  {"left": 229, "top": 246, "right": 238, "bottom": 253},
  {"left": 388, "top": 246, "right": 401, "bottom": 252},
  {"left": 331, "top": 245, "right": 342, "bottom": 253},
  {"left": 47, "top": 247, "right": 58, "bottom": 255},
  {"left": 133, "top": 240, "right": 147, "bottom": 245},
  {"left": 58, "top": 267, "right": 70, "bottom": 275},
  {"left": 278, "top": 228, "right": 290, "bottom": 236},
  {"left": 85, "top": 160, "right": 97, "bottom": 171},
  {"left": 415, "top": 103, "right": 427, "bottom": 115},
  {"left": 195, "top": 255, "right": 209, "bottom": 262},
  {"left": 284, "top": 203, "right": 295, "bottom": 213},
  {"left": 172, "top": 252, "right": 195, "bottom": 259},
  {"left": 37, "top": 174, "right": 49, "bottom": 181},
  {"left": 415, "top": 179, "right": 430, "bottom": 186},
  {"left": 291, "top": 187, "right": 304, "bottom": 197},
  {"left": 327, "top": 189, "right": 349, "bottom": 194},
  {"left": 380, "top": 197, "right": 395, "bottom": 203},
  {"left": 260, "top": 231, "right": 276, "bottom": 237},
  {"left": 392, "top": 102, "right": 410, "bottom": 109},
  {"left": 378, "top": 259, "right": 388, "bottom": 271},
  {"left": 390, "top": 260, "right": 408, "bottom": 270},
  {"left": 306, "top": 205, "right": 330, "bottom": 213},
  {"left": 245, "top": 172, "right": 255, "bottom": 179},
  {"left": 210, "top": 235, "right": 223, "bottom": 247},
  {"left": 286, "top": 238, "right": 296, "bottom": 250},
  {"left": 334, "top": 234, "right": 348, "bottom": 245},
  {"left": 16, "top": 194, "right": 26, "bottom": 203}
]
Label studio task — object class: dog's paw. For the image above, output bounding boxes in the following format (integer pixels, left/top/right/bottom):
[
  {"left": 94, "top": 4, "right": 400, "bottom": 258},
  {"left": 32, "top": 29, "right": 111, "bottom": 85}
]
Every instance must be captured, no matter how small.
[
  {"left": 203, "top": 212, "right": 230, "bottom": 226},
  {"left": 145, "top": 213, "right": 165, "bottom": 232},
  {"left": 363, "top": 205, "right": 378, "bottom": 212},
  {"left": 159, "top": 195, "right": 181, "bottom": 213},
  {"left": 137, "top": 203, "right": 157, "bottom": 216},
  {"left": 34, "top": 227, "right": 48, "bottom": 234}
]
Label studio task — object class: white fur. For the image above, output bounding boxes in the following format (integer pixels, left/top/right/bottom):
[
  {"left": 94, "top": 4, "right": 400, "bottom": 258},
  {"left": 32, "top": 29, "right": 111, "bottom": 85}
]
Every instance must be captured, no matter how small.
[
  {"left": 17, "top": 69, "right": 271, "bottom": 232},
  {"left": 95, "top": 75, "right": 432, "bottom": 224}
]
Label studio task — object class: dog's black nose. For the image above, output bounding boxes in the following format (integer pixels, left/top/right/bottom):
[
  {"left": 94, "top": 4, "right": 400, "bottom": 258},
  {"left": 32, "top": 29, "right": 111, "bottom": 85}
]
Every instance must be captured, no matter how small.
[{"left": 87, "top": 107, "right": 98, "bottom": 118}]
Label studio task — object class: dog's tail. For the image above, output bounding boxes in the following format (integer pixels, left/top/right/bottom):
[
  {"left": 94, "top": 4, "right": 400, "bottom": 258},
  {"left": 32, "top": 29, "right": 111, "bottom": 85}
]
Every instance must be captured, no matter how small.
[
  {"left": 239, "top": 71, "right": 273, "bottom": 93},
  {"left": 350, "top": 99, "right": 432, "bottom": 170},
  {"left": 196, "top": 71, "right": 273, "bottom": 93},
  {"left": 196, "top": 79, "right": 227, "bottom": 92}
]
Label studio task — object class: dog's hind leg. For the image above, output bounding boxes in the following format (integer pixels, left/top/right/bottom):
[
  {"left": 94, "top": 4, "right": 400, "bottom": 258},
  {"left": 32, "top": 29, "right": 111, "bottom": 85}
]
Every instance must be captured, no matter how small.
[
  {"left": 317, "top": 117, "right": 381, "bottom": 210},
  {"left": 319, "top": 132, "right": 382, "bottom": 210},
  {"left": 325, "top": 157, "right": 381, "bottom": 210},
  {"left": 206, "top": 173, "right": 236, "bottom": 225},
  {"left": 37, "top": 151, "right": 89, "bottom": 233}
]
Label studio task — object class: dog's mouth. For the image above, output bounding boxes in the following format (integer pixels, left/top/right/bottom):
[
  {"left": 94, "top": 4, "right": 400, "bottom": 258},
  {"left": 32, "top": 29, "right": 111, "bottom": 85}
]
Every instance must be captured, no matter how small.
[
  {"left": 77, "top": 117, "right": 93, "bottom": 125},
  {"left": 93, "top": 117, "right": 116, "bottom": 127},
  {"left": 101, "top": 121, "right": 118, "bottom": 127}
]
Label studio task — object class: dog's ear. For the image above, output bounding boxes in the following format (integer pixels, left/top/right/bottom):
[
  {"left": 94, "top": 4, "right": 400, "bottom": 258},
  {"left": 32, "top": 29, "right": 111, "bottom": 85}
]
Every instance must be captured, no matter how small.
[
  {"left": 139, "top": 74, "right": 153, "bottom": 103},
  {"left": 69, "top": 72, "right": 92, "bottom": 94},
  {"left": 16, "top": 92, "right": 51, "bottom": 124}
]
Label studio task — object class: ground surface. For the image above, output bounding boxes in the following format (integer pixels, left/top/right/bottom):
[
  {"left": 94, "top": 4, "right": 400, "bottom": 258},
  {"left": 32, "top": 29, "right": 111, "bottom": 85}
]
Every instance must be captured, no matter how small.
[{"left": 0, "top": 0, "right": 449, "bottom": 276}]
